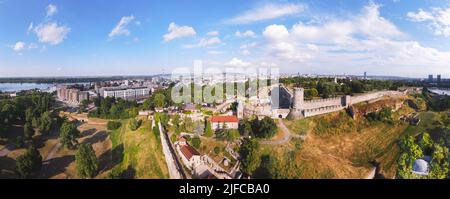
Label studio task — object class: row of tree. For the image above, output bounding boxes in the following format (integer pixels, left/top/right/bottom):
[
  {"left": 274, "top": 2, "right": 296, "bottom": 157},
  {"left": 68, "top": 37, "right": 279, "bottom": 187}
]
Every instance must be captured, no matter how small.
[
  {"left": 88, "top": 97, "right": 139, "bottom": 119},
  {"left": 281, "top": 77, "right": 405, "bottom": 98}
]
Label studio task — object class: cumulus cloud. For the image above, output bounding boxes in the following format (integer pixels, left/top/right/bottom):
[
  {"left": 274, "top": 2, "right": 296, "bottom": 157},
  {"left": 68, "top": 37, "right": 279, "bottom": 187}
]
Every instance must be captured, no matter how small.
[
  {"left": 225, "top": 3, "right": 305, "bottom": 24},
  {"left": 407, "top": 6, "right": 450, "bottom": 37},
  {"left": 208, "top": 50, "right": 223, "bottom": 55},
  {"left": 240, "top": 42, "right": 257, "bottom": 56},
  {"left": 12, "top": 41, "right": 26, "bottom": 52},
  {"left": 109, "top": 15, "right": 135, "bottom": 38},
  {"left": 34, "top": 22, "right": 71, "bottom": 45},
  {"left": 28, "top": 43, "right": 38, "bottom": 49},
  {"left": 183, "top": 37, "right": 222, "bottom": 48},
  {"left": 235, "top": 30, "right": 256, "bottom": 38},
  {"left": 260, "top": 2, "right": 450, "bottom": 72},
  {"left": 226, "top": 58, "right": 251, "bottom": 67},
  {"left": 46, "top": 4, "right": 58, "bottom": 17},
  {"left": 27, "top": 23, "right": 34, "bottom": 35},
  {"left": 207, "top": 31, "right": 219, "bottom": 36},
  {"left": 163, "top": 22, "right": 196, "bottom": 42}
]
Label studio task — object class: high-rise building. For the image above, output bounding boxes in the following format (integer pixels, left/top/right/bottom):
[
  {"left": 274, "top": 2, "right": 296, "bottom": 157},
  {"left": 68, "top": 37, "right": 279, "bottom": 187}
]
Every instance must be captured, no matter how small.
[
  {"left": 364, "top": 72, "right": 367, "bottom": 80},
  {"left": 437, "top": 75, "right": 442, "bottom": 83},
  {"left": 57, "top": 86, "right": 89, "bottom": 105},
  {"left": 428, "top": 75, "right": 433, "bottom": 82}
]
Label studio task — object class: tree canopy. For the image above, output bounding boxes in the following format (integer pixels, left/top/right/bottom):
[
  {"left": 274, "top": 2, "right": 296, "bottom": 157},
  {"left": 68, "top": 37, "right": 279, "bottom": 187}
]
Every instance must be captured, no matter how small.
[
  {"left": 75, "top": 144, "right": 99, "bottom": 179},
  {"left": 239, "top": 138, "right": 261, "bottom": 175},
  {"left": 59, "top": 121, "right": 80, "bottom": 149}
]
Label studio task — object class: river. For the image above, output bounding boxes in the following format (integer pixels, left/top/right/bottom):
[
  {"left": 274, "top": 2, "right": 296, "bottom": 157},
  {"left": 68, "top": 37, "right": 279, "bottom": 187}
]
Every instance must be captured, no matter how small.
[
  {"left": 429, "top": 88, "right": 450, "bottom": 96},
  {"left": 0, "top": 83, "right": 54, "bottom": 92}
]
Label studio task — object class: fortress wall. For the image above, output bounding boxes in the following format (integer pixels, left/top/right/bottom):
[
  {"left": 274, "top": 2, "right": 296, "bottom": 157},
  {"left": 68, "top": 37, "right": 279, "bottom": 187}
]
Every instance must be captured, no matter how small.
[
  {"left": 350, "top": 91, "right": 404, "bottom": 105},
  {"left": 304, "top": 105, "right": 345, "bottom": 117},
  {"left": 303, "top": 97, "right": 343, "bottom": 109}
]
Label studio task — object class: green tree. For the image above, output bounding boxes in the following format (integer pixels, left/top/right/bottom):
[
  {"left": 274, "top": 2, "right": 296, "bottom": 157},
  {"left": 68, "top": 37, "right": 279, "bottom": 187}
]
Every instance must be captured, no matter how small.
[
  {"left": 204, "top": 120, "right": 214, "bottom": 137},
  {"left": 107, "top": 121, "right": 122, "bottom": 130},
  {"left": 129, "top": 118, "right": 142, "bottom": 131},
  {"left": 213, "top": 146, "right": 221, "bottom": 155},
  {"left": 25, "top": 107, "right": 34, "bottom": 123},
  {"left": 418, "top": 133, "right": 433, "bottom": 153},
  {"left": 75, "top": 144, "right": 99, "bottom": 179},
  {"left": 239, "top": 138, "right": 261, "bottom": 175},
  {"left": 172, "top": 114, "right": 181, "bottom": 135},
  {"left": 15, "top": 146, "right": 42, "bottom": 178},
  {"left": 59, "top": 121, "right": 80, "bottom": 149},
  {"left": 238, "top": 119, "right": 253, "bottom": 137},
  {"left": 256, "top": 117, "right": 277, "bottom": 139},
  {"left": 191, "top": 136, "right": 201, "bottom": 149},
  {"left": 154, "top": 93, "right": 166, "bottom": 108},
  {"left": 38, "top": 111, "right": 53, "bottom": 135},
  {"left": 23, "top": 122, "right": 34, "bottom": 140}
]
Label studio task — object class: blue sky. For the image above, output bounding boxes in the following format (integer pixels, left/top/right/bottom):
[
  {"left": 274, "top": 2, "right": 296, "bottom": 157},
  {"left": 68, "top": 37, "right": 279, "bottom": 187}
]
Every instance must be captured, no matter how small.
[{"left": 0, "top": 0, "right": 449, "bottom": 77}]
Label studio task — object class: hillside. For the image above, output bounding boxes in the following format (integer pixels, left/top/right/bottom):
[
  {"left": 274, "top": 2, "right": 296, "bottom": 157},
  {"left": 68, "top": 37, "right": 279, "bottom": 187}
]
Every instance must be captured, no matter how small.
[
  {"left": 258, "top": 97, "right": 419, "bottom": 179},
  {"left": 107, "top": 119, "right": 169, "bottom": 179}
]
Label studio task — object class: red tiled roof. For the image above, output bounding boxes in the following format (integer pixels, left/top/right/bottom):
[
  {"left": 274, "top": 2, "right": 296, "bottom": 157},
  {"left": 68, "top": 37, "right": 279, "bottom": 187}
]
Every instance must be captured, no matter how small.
[
  {"left": 210, "top": 116, "right": 239, "bottom": 123},
  {"left": 180, "top": 145, "right": 200, "bottom": 160}
]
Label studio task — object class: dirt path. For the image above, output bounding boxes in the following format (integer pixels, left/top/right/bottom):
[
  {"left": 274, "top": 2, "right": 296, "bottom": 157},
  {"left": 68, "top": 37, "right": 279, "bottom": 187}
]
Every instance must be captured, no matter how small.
[
  {"left": 260, "top": 118, "right": 306, "bottom": 145},
  {"left": 44, "top": 142, "right": 62, "bottom": 161},
  {"left": 0, "top": 144, "right": 14, "bottom": 157}
]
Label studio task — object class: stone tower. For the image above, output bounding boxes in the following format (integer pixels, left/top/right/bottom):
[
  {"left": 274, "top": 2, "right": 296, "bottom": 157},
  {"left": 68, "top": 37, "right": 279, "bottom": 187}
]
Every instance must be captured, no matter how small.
[{"left": 287, "top": 87, "right": 304, "bottom": 119}]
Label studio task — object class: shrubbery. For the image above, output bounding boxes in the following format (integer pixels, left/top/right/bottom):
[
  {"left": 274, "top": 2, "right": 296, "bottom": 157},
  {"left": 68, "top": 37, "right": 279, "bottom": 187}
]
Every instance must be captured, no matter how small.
[{"left": 107, "top": 121, "right": 122, "bottom": 130}]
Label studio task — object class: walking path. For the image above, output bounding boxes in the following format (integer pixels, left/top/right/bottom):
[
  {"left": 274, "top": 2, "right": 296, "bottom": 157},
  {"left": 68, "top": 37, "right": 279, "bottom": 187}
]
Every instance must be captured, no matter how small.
[
  {"left": 44, "top": 142, "right": 62, "bottom": 161},
  {"left": 260, "top": 118, "right": 306, "bottom": 145},
  {"left": 0, "top": 144, "right": 14, "bottom": 157}
]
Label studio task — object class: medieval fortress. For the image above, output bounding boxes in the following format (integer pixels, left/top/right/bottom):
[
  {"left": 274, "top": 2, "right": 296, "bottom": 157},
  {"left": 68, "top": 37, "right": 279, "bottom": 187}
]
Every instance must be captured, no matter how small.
[{"left": 243, "top": 85, "right": 406, "bottom": 119}]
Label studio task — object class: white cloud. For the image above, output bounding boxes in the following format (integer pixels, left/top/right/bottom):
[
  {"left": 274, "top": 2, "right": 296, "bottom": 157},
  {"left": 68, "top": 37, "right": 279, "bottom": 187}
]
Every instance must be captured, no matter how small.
[
  {"left": 28, "top": 43, "right": 38, "bottom": 49},
  {"left": 34, "top": 22, "right": 70, "bottom": 45},
  {"left": 235, "top": 30, "right": 256, "bottom": 38},
  {"left": 109, "top": 15, "right": 135, "bottom": 38},
  {"left": 260, "top": 2, "right": 450, "bottom": 73},
  {"left": 163, "top": 22, "right": 196, "bottom": 42},
  {"left": 27, "top": 23, "right": 34, "bottom": 35},
  {"left": 183, "top": 37, "right": 222, "bottom": 48},
  {"left": 208, "top": 50, "right": 223, "bottom": 55},
  {"left": 207, "top": 31, "right": 219, "bottom": 36},
  {"left": 46, "top": 4, "right": 58, "bottom": 17},
  {"left": 407, "top": 7, "right": 450, "bottom": 37},
  {"left": 12, "top": 41, "right": 26, "bottom": 52},
  {"left": 226, "top": 58, "right": 251, "bottom": 67},
  {"left": 225, "top": 3, "right": 305, "bottom": 24},
  {"left": 240, "top": 42, "right": 257, "bottom": 56}
]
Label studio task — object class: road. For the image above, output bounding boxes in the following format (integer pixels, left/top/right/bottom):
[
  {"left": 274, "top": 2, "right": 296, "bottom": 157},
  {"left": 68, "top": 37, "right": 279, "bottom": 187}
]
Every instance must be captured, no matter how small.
[{"left": 260, "top": 118, "right": 306, "bottom": 145}]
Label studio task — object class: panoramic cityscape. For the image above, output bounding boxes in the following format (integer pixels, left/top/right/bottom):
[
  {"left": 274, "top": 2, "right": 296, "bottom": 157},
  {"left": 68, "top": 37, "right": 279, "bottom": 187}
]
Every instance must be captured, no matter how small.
[{"left": 1, "top": 0, "right": 450, "bottom": 185}]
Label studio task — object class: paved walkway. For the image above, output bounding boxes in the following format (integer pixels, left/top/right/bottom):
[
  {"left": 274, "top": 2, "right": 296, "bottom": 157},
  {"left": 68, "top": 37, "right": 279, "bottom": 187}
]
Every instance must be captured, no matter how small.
[{"left": 260, "top": 118, "right": 306, "bottom": 145}]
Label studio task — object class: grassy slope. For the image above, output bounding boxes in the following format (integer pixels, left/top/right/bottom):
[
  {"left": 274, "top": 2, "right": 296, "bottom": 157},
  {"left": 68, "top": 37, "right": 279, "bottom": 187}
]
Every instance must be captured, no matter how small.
[
  {"left": 109, "top": 119, "right": 169, "bottom": 179},
  {"left": 265, "top": 100, "right": 419, "bottom": 179}
]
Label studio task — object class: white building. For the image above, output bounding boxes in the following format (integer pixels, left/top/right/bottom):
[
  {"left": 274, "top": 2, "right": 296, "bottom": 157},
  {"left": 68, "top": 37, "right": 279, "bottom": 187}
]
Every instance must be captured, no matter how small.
[
  {"left": 210, "top": 116, "right": 239, "bottom": 131},
  {"left": 176, "top": 137, "right": 202, "bottom": 170},
  {"left": 103, "top": 86, "right": 150, "bottom": 101}
]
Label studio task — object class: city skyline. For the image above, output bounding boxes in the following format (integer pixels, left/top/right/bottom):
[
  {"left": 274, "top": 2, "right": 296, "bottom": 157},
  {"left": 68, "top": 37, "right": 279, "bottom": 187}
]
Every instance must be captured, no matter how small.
[{"left": 1, "top": 0, "right": 450, "bottom": 78}]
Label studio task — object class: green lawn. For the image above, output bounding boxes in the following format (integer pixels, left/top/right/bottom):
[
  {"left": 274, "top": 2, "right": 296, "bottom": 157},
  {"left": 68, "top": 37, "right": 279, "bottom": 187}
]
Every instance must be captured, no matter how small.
[{"left": 108, "top": 119, "right": 169, "bottom": 179}]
